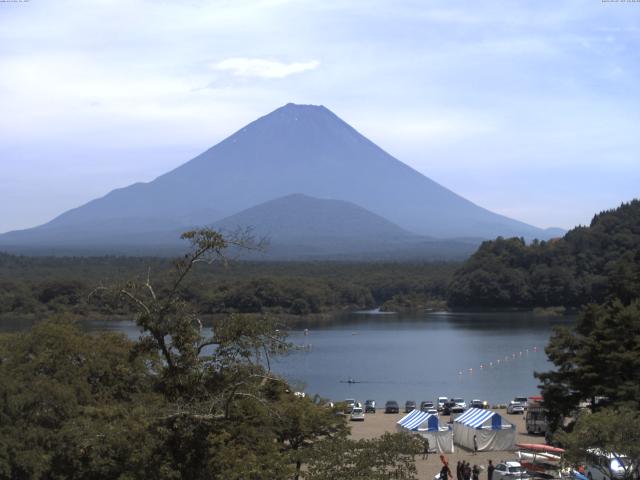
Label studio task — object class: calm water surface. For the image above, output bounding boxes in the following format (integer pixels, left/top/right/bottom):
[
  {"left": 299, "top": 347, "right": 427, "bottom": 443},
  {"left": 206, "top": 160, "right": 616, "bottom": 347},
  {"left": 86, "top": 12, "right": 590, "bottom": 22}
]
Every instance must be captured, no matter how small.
[
  {"left": 273, "top": 310, "right": 573, "bottom": 404},
  {"left": 1, "top": 311, "right": 573, "bottom": 404}
]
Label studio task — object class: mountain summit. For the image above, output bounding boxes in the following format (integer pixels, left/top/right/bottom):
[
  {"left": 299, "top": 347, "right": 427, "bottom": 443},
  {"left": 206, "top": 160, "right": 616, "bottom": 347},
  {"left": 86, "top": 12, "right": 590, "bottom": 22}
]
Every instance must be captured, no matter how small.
[{"left": 0, "top": 103, "right": 559, "bottom": 255}]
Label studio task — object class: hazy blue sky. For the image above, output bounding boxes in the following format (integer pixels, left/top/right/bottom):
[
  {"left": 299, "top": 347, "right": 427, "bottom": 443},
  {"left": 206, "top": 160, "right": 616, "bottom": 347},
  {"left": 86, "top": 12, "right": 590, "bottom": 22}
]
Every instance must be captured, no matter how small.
[{"left": 1, "top": 0, "right": 638, "bottom": 233}]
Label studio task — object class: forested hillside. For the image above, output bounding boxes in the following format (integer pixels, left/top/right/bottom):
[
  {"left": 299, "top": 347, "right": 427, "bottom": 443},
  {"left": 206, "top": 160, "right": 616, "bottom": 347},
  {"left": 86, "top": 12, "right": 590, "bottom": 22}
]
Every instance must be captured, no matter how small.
[
  {"left": 448, "top": 200, "right": 640, "bottom": 308},
  {"left": 0, "top": 254, "right": 455, "bottom": 321}
]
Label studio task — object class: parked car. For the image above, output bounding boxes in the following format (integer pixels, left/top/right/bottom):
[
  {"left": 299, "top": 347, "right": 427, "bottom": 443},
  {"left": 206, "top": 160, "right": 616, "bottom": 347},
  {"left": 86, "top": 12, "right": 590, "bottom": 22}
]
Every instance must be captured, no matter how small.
[
  {"left": 437, "top": 397, "right": 448, "bottom": 411},
  {"left": 451, "top": 398, "right": 467, "bottom": 413},
  {"left": 344, "top": 398, "right": 356, "bottom": 414},
  {"left": 508, "top": 398, "right": 525, "bottom": 414},
  {"left": 420, "top": 400, "right": 435, "bottom": 412},
  {"left": 471, "top": 399, "right": 485, "bottom": 409},
  {"left": 364, "top": 400, "right": 376, "bottom": 414},
  {"left": 385, "top": 400, "right": 399, "bottom": 413},
  {"left": 583, "top": 450, "right": 629, "bottom": 480},
  {"left": 442, "top": 400, "right": 455, "bottom": 415},
  {"left": 513, "top": 397, "right": 529, "bottom": 409},
  {"left": 350, "top": 407, "right": 365, "bottom": 421},
  {"left": 426, "top": 408, "right": 438, "bottom": 416},
  {"left": 513, "top": 397, "right": 529, "bottom": 410},
  {"left": 405, "top": 400, "right": 417, "bottom": 413},
  {"left": 493, "top": 461, "right": 529, "bottom": 480}
]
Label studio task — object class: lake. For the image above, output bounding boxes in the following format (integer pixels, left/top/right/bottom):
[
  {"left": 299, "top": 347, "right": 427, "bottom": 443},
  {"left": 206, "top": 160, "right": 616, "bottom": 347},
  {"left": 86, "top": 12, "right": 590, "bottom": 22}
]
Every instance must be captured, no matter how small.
[
  {"left": 272, "top": 310, "right": 573, "bottom": 404},
  {"left": 1, "top": 310, "right": 573, "bottom": 404}
]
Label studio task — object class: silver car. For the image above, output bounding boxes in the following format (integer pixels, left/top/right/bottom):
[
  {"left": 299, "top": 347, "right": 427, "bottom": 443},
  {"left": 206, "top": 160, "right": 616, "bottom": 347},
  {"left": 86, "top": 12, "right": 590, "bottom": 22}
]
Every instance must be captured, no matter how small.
[
  {"left": 350, "top": 407, "right": 365, "bottom": 421},
  {"left": 493, "top": 461, "right": 529, "bottom": 480},
  {"left": 584, "top": 450, "right": 629, "bottom": 480}
]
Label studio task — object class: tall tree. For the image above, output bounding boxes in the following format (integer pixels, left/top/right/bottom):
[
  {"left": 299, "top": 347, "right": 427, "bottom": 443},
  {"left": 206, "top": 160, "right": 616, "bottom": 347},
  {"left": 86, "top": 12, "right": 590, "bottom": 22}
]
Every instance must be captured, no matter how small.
[
  {"left": 559, "top": 408, "right": 640, "bottom": 480},
  {"left": 536, "top": 300, "right": 640, "bottom": 429},
  {"left": 0, "top": 319, "right": 165, "bottom": 480},
  {"left": 273, "top": 395, "right": 348, "bottom": 480},
  {"left": 304, "top": 432, "right": 423, "bottom": 480}
]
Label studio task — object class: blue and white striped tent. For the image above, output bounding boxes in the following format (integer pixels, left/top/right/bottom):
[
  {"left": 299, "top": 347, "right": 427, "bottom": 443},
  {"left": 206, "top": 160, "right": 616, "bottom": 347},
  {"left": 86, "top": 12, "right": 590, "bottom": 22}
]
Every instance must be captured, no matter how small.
[
  {"left": 397, "top": 410, "right": 454, "bottom": 453},
  {"left": 397, "top": 409, "right": 439, "bottom": 431},
  {"left": 454, "top": 408, "right": 506, "bottom": 429},
  {"left": 453, "top": 408, "right": 515, "bottom": 451}
]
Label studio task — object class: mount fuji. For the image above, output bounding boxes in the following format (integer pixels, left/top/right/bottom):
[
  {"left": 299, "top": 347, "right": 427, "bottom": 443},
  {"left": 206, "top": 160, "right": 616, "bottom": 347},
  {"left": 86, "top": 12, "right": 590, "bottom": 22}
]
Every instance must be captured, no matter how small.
[{"left": 0, "top": 103, "right": 561, "bottom": 257}]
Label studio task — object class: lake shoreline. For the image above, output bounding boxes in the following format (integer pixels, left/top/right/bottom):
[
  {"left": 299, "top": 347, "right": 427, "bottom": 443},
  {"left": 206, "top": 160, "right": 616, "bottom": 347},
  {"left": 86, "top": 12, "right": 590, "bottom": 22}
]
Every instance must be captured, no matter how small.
[
  {"left": 0, "top": 304, "right": 579, "bottom": 332},
  {"left": 2, "top": 311, "right": 575, "bottom": 403}
]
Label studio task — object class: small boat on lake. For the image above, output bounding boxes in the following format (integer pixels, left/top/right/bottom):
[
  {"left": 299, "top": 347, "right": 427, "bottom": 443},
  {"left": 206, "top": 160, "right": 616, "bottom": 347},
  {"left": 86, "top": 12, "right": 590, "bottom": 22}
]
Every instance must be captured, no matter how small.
[{"left": 340, "top": 377, "right": 361, "bottom": 384}]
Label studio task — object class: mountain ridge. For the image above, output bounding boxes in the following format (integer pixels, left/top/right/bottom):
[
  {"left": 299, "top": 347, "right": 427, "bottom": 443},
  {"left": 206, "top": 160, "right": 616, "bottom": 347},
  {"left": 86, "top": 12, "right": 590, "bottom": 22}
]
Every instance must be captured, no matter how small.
[
  {"left": 0, "top": 103, "right": 564, "bottom": 256},
  {"left": 210, "top": 193, "right": 479, "bottom": 260},
  {"left": 213, "top": 193, "right": 416, "bottom": 240}
]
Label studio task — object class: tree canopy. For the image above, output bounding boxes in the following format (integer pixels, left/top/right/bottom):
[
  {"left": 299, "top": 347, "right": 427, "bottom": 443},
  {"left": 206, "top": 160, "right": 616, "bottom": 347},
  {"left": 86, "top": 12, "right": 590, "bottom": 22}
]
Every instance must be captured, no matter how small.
[
  {"left": 0, "top": 252, "right": 456, "bottom": 321},
  {"left": 448, "top": 200, "right": 640, "bottom": 308},
  {"left": 303, "top": 432, "right": 423, "bottom": 480},
  {"left": 535, "top": 300, "right": 640, "bottom": 430},
  {"left": 0, "top": 229, "right": 421, "bottom": 479},
  {"left": 559, "top": 407, "right": 640, "bottom": 480}
]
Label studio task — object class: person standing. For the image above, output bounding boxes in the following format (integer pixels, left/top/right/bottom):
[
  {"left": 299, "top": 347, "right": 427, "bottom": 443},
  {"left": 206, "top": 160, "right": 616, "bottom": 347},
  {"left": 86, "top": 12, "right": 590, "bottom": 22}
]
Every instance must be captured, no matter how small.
[
  {"left": 473, "top": 434, "right": 478, "bottom": 455},
  {"left": 456, "top": 461, "right": 463, "bottom": 480},
  {"left": 464, "top": 462, "right": 472, "bottom": 480},
  {"left": 440, "top": 464, "right": 452, "bottom": 480},
  {"left": 488, "top": 460, "right": 495, "bottom": 480},
  {"left": 472, "top": 464, "right": 480, "bottom": 480},
  {"left": 422, "top": 437, "right": 430, "bottom": 460}
]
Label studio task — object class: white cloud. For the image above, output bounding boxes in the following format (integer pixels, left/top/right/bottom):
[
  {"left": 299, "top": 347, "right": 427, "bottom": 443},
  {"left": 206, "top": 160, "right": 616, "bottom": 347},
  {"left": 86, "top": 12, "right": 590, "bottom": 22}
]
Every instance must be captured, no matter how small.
[{"left": 215, "top": 58, "right": 320, "bottom": 79}]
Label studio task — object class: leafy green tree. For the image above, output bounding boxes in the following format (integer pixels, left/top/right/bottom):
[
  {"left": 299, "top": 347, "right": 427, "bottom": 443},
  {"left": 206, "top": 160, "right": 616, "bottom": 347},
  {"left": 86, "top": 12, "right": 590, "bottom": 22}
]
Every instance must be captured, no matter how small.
[
  {"left": 273, "top": 395, "right": 348, "bottom": 479},
  {"left": 106, "top": 229, "right": 353, "bottom": 478},
  {"left": 0, "top": 319, "right": 163, "bottom": 480},
  {"left": 536, "top": 300, "right": 640, "bottom": 429},
  {"left": 304, "top": 432, "right": 423, "bottom": 480},
  {"left": 558, "top": 408, "right": 640, "bottom": 480}
]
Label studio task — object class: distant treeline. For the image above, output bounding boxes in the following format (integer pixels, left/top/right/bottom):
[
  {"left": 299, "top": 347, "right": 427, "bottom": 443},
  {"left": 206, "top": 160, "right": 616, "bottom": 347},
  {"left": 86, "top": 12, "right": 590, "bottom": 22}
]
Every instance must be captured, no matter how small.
[
  {"left": 0, "top": 255, "right": 456, "bottom": 320},
  {"left": 448, "top": 200, "right": 640, "bottom": 308},
  {"left": 4, "top": 201, "right": 639, "bottom": 319}
]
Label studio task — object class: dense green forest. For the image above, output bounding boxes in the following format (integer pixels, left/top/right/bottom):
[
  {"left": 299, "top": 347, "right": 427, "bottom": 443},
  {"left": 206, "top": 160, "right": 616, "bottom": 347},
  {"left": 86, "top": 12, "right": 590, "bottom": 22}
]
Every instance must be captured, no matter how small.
[
  {"left": 4, "top": 200, "right": 640, "bottom": 321},
  {"left": 447, "top": 200, "right": 640, "bottom": 308},
  {"left": 0, "top": 253, "right": 456, "bottom": 321}
]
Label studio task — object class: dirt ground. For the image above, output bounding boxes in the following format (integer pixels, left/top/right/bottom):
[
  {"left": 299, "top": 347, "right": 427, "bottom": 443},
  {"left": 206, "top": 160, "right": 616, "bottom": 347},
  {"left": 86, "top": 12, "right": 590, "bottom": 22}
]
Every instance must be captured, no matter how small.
[{"left": 348, "top": 409, "right": 541, "bottom": 480}]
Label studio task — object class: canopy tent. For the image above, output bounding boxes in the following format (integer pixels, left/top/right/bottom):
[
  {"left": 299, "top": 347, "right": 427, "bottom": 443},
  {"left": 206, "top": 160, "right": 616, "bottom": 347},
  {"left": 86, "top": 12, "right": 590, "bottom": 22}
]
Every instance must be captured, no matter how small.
[
  {"left": 397, "top": 410, "right": 454, "bottom": 453},
  {"left": 453, "top": 408, "right": 516, "bottom": 451}
]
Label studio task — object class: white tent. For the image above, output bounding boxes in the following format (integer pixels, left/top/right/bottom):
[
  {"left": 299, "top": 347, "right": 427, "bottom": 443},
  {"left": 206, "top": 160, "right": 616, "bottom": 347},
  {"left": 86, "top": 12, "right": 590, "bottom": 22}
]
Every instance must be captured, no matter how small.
[
  {"left": 397, "top": 410, "right": 454, "bottom": 453},
  {"left": 453, "top": 408, "right": 516, "bottom": 452}
]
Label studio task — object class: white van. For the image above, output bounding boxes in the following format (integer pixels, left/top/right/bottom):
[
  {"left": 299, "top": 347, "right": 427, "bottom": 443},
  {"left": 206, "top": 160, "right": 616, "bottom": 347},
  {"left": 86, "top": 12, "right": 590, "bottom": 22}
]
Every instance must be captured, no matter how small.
[{"left": 583, "top": 450, "right": 629, "bottom": 480}]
